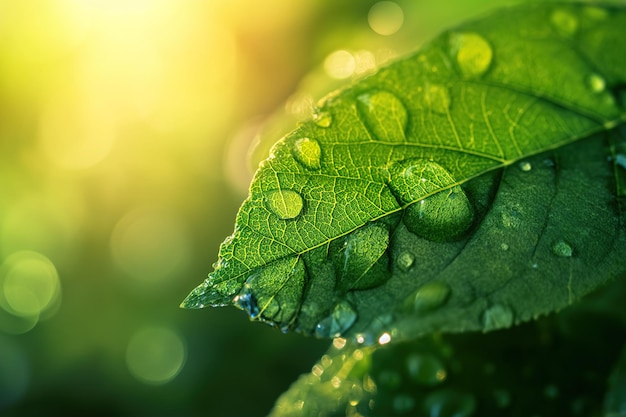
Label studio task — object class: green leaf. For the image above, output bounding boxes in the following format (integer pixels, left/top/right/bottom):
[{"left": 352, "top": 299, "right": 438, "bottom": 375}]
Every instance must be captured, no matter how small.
[{"left": 182, "top": 3, "right": 626, "bottom": 342}]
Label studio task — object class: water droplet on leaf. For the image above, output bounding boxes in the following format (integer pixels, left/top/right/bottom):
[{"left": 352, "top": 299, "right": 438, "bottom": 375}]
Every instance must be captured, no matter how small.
[
  {"left": 550, "top": 9, "right": 579, "bottom": 37},
  {"left": 265, "top": 189, "right": 304, "bottom": 219},
  {"left": 406, "top": 353, "right": 447, "bottom": 386},
  {"left": 233, "top": 257, "right": 306, "bottom": 328},
  {"left": 356, "top": 90, "right": 408, "bottom": 142},
  {"left": 482, "top": 304, "right": 514, "bottom": 331},
  {"left": 400, "top": 282, "right": 451, "bottom": 313},
  {"left": 449, "top": 32, "right": 493, "bottom": 78},
  {"left": 552, "top": 240, "right": 573, "bottom": 257},
  {"left": 388, "top": 159, "right": 474, "bottom": 241},
  {"left": 315, "top": 301, "right": 358, "bottom": 338},
  {"left": 396, "top": 251, "right": 415, "bottom": 271},
  {"left": 518, "top": 161, "right": 532, "bottom": 172},
  {"left": 313, "top": 110, "right": 332, "bottom": 127},
  {"left": 292, "top": 137, "right": 321, "bottom": 170},
  {"left": 335, "top": 222, "right": 390, "bottom": 292},
  {"left": 500, "top": 243, "right": 509, "bottom": 251},
  {"left": 587, "top": 73, "right": 606, "bottom": 93},
  {"left": 424, "top": 83, "right": 451, "bottom": 114}
]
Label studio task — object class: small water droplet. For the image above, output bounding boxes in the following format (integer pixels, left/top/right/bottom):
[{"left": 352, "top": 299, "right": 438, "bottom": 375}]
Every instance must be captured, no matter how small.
[
  {"left": 313, "top": 110, "right": 332, "bottom": 127},
  {"left": 500, "top": 243, "right": 509, "bottom": 251},
  {"left": 406, "top": 353, "right": 447, "bottom": 386},
  {"left": 388, "top": 159, "right": 474, "bottom": 241},
  {"left": 424, "top": 83, "right": 451, "bottom": 114},
  {"left": 482, "top": 304, "right": 514, "bottom": 331},
  {"left": 356, "top": 90, "right": 408, "bottom": 142},
  {"left": 552, "top": 240, "right": 573, "bottom": 257},
  {"left": 550, "top": 9, "right": 579, "bottom": 37},
  {"left": 378, "top": 332, "right": 392, "bottom": 345},
  {"left": 233, "top": 279, "right": 260, "bottom": 319},
  {"left": 587, "top": 73, "right": 606, "bottom": 93},
  {"left": 518, "top": 161, "right": 532, "bottom": 172},
  {"left": 393, "top": 394, "right": 416, "bottom": 414},
  {"left": 336, "top": 222, "right": 390, "bottom": 291},
  {"left": 500, "top": 204, "right": 522, "bottom": 229},
  {"left": 449, "top": 32, "right": 493, "bottom": 78},
  {"left": 401, "top": 282, "right": 451, "bottom": 313},
  {"left": 423, "top": 389, "right": 476, "bottom": 417},
  {"left": 265, "top": 189, "right": 304, "bottom": 219},
  {"left": 314, "top": 301, "right": 358, "bottom": 338},
  {"left": 396, "top": 251, "right": 415, "bottom": 272},
  {"left": 292, "top": 137, "right": 321, "bottom": 170}
]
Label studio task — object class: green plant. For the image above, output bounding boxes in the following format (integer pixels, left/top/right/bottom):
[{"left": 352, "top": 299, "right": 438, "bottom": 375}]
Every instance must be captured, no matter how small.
[{"left": 183, "top": 3, "right": 626, "bottom": 416}]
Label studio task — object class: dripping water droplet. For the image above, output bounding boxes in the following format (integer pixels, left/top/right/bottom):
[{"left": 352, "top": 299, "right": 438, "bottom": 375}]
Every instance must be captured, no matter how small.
[
  {"left": 265, "top": 189, "right": 304, "bottom": 219},
  {"left": 449, "top": 32, "right": 493, "bottom": 78},
  {"left": 356, "top": 90, "right": 408, "bottom": 142},
  {"left": 292, "top": 137, "right": 321, "bottom": 170},
  {"left": 482, "top": 304, "right": 514, "bottom": 331}
]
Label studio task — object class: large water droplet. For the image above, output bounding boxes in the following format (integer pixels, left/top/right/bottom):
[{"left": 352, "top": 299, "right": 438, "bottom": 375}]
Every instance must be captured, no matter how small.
[
  {"left": 552, "top": 240, "right": 573, "bottom": 257},
  {"left": 518, "top": 161, "right": 532, "bottom": 172},
  {"left": 356, "top": 90, "right": 408, "bottom": 142},
  {"left": 265, "top": 189, "right": 304, "bottom": 219},
  {"left": 482, "top": 304, "right": 514, "bottom": 332},
  {"left": 424, "top": 83, "right": 451, "bottom": 114},
  {"left": 335, "top": 222, "right": 390, "bottom": 292},
  {"left": 388, "top": 159, "right": 474, "bottom": 241},
  {"left": 449, "top": 32, "right": 493, "bottom": 78},
  {"left": 400, "top": 282, "right": 451, "bottom": 313},
  {"left": 406, "top": 353, "right": 447, "bottom": 386},
  {"left": 314, "top": 301, "right": 358, "bottom": 338},
  {"left": 292, "top": 137, "right": 321, "bottom": 170},
  {"left": 550, "top": 9, "right": 579, "bottom": 37},
  {"left": 587, "top": 73, "right": 606, "bottom": 93}
]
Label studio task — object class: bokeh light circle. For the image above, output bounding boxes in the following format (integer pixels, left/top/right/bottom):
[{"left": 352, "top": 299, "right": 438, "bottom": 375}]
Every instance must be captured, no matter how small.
[
  {"left": 324, "top": 50, "right": 356, "bottom": 79},
  {"left": 0, "top": 251, "right": 61, "bottom": 319},
  {"left": 368, "top": 1, "right": 404, "bottom": 36},
  {"left": 125, "top": 325, "right": 186, "bottom": 385}
]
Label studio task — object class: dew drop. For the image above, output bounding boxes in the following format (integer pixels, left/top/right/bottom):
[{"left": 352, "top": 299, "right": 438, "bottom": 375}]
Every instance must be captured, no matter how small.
[
  {"left": 388, "top": 159, "right": 474, "bottom": 241},
  {"left": 396, "top": 251, "right": 415, "bottom": 272},
  {"left": 356, "top": 90, "right": 408, "bottom": 142},
  {"left": 587, "top": 73, "right": 606, "bottom": 93},
  {"left": 292, "top": 137, "right": 321, "bottom": 170},
  {"left": 518, "top": 161, "right": 532, "bottom": 172},
  {"left": 482, "top": 304, "right": 514, "bottom": 332},
  {"left": 500, "top": 204, "right": 522, "bottom": 229},
  {"left": 265, "top": 189, "right": 304, "bottom": 219},
  {"left": 233, "top": 282, "right": 259, "bottom": 319},
  {"left": 550, "top": 9, "right": 579, "bottom": 37},
  {"left": 500, "top": 243, "right": 509, "bottom": 251},
  {"left": 314, "top": 301, "right": 358, "bottom": 338},
  {"left": 401, "top": 282, "right": 451, "bottom": 313},
  {"left": 313, "top": 110, "right": 332, "bottom": 128},
  {"left": 449, "top": 32, "right": 493, "bottom": 78},
  {"left": 336, "top": 222, "right": 390, "bottom": 291},
  {"left": 552, "top": 240, "right": 573, "bottom": 257},
  {"left": 406, "top": 353, "right": 447, "bottom": 386},
  {"left": 424, "top": 83, "right": 451, "bottom": 114}
]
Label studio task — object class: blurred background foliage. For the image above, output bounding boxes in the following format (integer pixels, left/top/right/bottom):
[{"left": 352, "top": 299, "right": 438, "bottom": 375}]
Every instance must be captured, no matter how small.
[{"left": 0, "top": 0, "right": 530, "bottom": 415}]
